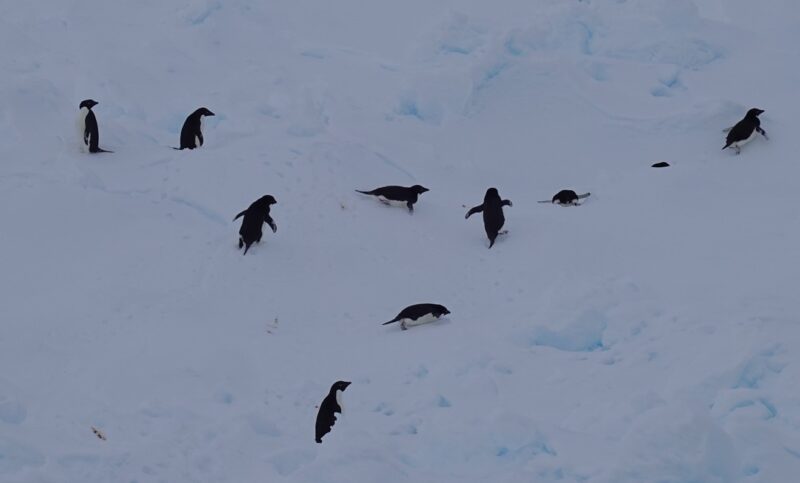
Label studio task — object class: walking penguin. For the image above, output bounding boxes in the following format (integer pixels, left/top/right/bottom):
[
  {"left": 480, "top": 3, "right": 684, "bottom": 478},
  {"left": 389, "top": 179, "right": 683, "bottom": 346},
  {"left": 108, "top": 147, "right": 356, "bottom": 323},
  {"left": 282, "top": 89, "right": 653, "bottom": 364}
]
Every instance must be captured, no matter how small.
[
  {"left": 465, "top": 188, "right": 512, "bottom": 248},
  {"left": 723, "top": 108, "right": 768, "bottom": 155},
  {"left": 233, "top": 195, "right": 277, "bottom": 255}
]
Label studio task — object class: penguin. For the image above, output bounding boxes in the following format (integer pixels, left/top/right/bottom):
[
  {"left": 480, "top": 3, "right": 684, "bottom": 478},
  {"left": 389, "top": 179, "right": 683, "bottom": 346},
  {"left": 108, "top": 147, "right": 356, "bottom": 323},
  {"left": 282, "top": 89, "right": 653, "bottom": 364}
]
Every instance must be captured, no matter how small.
[
  {"left": 315, "top": 380, "right": 351, "bottom": 443},
  {"left": 355, "top": 185, "right": 429, "bottom": 213},
  {"left": 233, "top": 195, "right": 277, "bottom": 255},
  {"left": 77, "top": 99, "right": 112, "bottom": 153},
  {"left": 651, "top": 162, "right": 670, "bottom": 168},
  {"left": 177, "top": 107, "right": 215, "bottom": 150},
  {"left": 722, "top": 108, "right": 768, "bottom": 155},
  {"left": 382, "top": 303, "right": 450, "bottom": 331},
  {"left": 465, "top": 188, "right": 512, "bottom": 248},
  {"left": 538, "top": 190, "right": 591, "bottom": 206}
]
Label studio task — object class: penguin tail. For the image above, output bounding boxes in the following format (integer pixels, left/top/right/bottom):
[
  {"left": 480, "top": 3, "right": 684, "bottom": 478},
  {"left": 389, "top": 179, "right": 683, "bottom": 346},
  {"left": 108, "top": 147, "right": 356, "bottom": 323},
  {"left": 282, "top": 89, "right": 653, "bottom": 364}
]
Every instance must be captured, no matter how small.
[
  {"left": 382, "top": 318, "right": 399, "bottom": 326},
  {"left": 537, "top": 200, "right": 552, "bottom": 204},
  {"left": 577, "top": 192, "right": 591, "bottom": 200},
  {"left": 243, "top": 243, "right": 251, "bottom": 255},
  {"left": 722, "top": 143, "right": 731, "bottom": 150},
  {"left": 355, "top": 189, "right": 374, "bottom": 195}
]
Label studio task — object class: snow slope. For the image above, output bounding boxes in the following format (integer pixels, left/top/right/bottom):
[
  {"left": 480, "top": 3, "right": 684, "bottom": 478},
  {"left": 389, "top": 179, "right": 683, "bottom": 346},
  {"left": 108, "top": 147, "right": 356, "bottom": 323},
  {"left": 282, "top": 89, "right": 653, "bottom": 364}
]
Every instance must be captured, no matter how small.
[{"left": 2, "top": 0, "right": 800, "bottom": 481}]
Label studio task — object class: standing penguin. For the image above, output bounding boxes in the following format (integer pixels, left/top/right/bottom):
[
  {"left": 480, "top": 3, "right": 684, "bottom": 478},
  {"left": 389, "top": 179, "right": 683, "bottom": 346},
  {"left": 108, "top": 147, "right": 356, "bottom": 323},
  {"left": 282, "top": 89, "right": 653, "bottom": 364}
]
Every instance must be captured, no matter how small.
[
  {"left": 355, "top": 185, "right": 429, "bottom": 213},
  {"left": 465, "top": 188, "right": 512, "bottom": 248},
  {"left": 723, "top": 108, "right": 768, "bottom": 154},
  {"left": 233, "top": 195, "right": 277, "bottom": 255},
  {"left": 382, "top": 303, "right": 450, "bottom": 331},
  {"left": 315, "top": 380, "right": 351, "bottom": 443},
  {"left": 177, "top": 107, "right": 215, "bottom": 150},
  {"left": 77, "top": 99, "right": 112, "bottom": 153}
]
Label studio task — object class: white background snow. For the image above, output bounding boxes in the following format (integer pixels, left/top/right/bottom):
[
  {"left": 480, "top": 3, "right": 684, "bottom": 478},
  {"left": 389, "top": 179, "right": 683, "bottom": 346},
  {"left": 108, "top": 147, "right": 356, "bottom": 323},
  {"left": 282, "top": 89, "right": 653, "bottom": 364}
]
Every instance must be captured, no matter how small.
[{"left": 1, "top": 0, "right": 800, "bottom": 481}]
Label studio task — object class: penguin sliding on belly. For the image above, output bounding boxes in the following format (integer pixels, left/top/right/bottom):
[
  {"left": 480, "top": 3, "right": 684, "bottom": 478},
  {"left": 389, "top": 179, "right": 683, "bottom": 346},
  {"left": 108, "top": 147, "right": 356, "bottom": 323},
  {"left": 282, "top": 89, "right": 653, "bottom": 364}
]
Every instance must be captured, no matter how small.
[
  {"left": 355, "top": 185, "right": 429, "bottom": 213},
  {"left": 77, "top": 99, "right": 112, "bottom": 153},
  {"left": 176, "top": 107, "right": 215, "bottom": 149},
  {"left": 723, "top": 108, "right": 768, "bottom": 155},
  {"left": 538, "top": 190, "right": 590, "bottom": 206},
  {"left": 382, "top": 303, "right": 450, "bottom": 331}
]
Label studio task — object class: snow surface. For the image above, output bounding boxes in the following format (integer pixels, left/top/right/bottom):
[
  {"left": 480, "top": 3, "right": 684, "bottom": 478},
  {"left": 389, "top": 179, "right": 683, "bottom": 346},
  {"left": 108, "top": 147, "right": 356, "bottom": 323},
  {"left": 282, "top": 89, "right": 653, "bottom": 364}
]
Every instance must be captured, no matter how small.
[{"left": 2, "top": 0, "right": 800, "bottom": 481}]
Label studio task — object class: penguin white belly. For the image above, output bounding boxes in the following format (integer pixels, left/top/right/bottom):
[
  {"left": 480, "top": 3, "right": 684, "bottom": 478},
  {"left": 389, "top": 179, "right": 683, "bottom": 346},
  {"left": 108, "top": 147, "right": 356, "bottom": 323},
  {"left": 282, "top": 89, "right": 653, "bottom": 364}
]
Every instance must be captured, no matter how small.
[
  {"left": 401, "top": 313, "right": 440, "bottom": 328},
  {"left": 196, "top": 117, "right": 203, "bottom": 147},
  {"left": 335, "top": 389, "right": 343, "bottom": 412},
  {"left": 76, "top": 107, "right": 89, "bottom": 151},
  {"left": 732, "top": 129, "right": 758, "bottom": 148},
  {"left": 377, "top": 196, "right": 407, "bottom": 207}
]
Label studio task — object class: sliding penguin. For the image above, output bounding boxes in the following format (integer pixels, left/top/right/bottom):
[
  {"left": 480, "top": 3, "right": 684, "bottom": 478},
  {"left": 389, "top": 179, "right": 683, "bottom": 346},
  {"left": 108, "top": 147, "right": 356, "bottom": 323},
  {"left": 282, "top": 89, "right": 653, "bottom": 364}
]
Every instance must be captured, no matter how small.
[
  {"left": 77, "top": 100, "right": 112, "bottom": 153},
  {"left": 465, "top": 188, "right": 512, "bottom": 248},
  {"left": 233, "top": 195, "right": 277, "bottom": 255},
  {"left": 177, "top": 107, "right": 215, "bottom": 149},
  {"left": 538, "top": 190, "right": 590, "bottom": 206},
  {"left": 382, "top": 303, "right": 450, "bottom": 331},
  {"left": 355, "top": 185, "right": 429, "bottom": 213},
  {"left": 723, "top": 108, "right": 768, "bottom": 155},
  {"left": 315, "top": 380, "right": 351, "bottom": 443}
]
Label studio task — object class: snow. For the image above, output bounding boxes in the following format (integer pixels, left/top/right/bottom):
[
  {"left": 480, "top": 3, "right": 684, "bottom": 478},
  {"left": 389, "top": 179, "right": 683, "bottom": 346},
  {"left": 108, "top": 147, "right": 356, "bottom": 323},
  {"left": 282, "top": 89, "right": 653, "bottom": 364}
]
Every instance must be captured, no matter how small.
[{"left": 1, "top": 0, "right": 800, "bottom": 481}]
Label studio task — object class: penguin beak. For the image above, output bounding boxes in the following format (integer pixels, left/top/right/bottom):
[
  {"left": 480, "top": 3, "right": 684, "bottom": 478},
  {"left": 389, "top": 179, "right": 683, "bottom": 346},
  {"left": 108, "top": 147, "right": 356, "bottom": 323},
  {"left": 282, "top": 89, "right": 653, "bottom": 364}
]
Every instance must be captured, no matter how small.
[
  {"left": 208, "top": 111, "right": 216, "bottom": 116},
  {"left": 342, "top": 381, "right": 351, "bottom": 388}
]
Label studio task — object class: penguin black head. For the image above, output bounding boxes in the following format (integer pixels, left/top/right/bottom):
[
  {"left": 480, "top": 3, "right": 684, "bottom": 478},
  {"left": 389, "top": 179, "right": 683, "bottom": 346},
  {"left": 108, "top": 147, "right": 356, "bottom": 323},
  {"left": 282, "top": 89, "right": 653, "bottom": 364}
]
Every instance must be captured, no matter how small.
[
  {"left": 195, "top": 107, "right": 215, "bottom": 117},
  {"left": 436, "top": 305, "right": 451, "bottom": 316},
  {"left": 330, "top": 381, "right": 351, "bottom": 393},
  {"left": 484, "top": 187, "right": 500, "bottom": 201},
  {"left": 411, "top": 185, "right": 429, "bottom": 194},
  {"left": 258, "top": 195, "right": 277, "bottom": 205},
  {"left": 79, "top": 99, "right": 98, "bottom": 110},
  {"left": 746, "top": 108, "right": 764, "bottom": 118}
]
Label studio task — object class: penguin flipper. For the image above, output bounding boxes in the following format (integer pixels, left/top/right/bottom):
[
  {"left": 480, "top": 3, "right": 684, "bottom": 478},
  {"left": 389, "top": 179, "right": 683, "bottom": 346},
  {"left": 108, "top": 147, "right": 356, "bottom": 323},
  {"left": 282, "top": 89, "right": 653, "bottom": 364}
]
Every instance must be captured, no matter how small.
[
  {"left": 465, "top": 204, "right": 484, "bottom": 219},
  {"left": 233, "top": 210, "right": 246, "bottom": 221}
]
